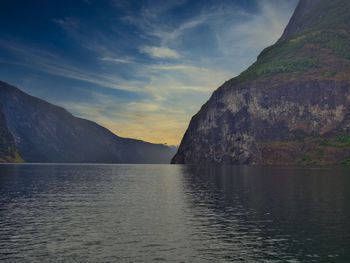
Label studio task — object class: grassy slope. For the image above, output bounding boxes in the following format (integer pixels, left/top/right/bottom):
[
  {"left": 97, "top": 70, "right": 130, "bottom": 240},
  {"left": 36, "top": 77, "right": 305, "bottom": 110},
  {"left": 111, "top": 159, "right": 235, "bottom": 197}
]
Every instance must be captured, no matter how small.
[
  {"left": 227, "top": 0, "right": 350, "bottom": 165},
  {"left": 235, "top": 0, "right": 350, "bottom": 83},
  {"left": 240, "top": 31, "right": 350, "bottom": 81}
]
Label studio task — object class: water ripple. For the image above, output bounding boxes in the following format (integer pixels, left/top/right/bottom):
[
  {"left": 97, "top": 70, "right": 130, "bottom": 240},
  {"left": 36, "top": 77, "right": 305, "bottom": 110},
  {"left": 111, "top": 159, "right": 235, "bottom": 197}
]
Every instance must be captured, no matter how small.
[{"left": 0, "top": 164, "right": 350, "bottom": 262}]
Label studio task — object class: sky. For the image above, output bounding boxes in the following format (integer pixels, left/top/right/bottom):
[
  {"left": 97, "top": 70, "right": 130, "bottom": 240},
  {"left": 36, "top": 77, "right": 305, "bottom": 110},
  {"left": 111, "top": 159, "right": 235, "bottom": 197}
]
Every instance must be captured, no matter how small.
[{"left": 0, "top": 0, "right": 298, "bottom": 145}]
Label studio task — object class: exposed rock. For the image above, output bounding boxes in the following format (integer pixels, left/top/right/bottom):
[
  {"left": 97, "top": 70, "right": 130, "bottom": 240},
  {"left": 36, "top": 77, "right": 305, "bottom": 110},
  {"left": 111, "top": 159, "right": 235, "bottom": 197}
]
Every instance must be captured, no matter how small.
[{"left": 172, "top": 0, "right": 350, "bottom": 165}]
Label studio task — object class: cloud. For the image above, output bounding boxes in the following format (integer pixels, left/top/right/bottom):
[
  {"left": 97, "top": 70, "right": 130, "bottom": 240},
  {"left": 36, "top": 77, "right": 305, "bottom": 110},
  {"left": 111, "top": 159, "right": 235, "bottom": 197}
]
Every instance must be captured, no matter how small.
[
  {"left": 61, "top": 93, "right": 189, "bottom": 145},
  {"left": 122, "top": 0, "right": 297, "bottom": 71},
  {"left": 214, "top": 0, "right": 296, "bottom": 62},
  {"left": 0, "top": 41, "right": 145, "bottom": 93},
  {"left": 143, "top": 63, "right": 233, "bottom": 94},
  {"left": 0, "top": 0, "right": 298, "bottom": 145},
  {"left": 147, "top": 17, "right": 206, "bottom": 46},
  {"left": 99, "top": 57, "right": 135, "bottom": 64},
  {"left": 139, "top": 46, "right": 180, "bottom": 59},
  {"left": 53, "top": 17, "right": 80, "bottom": 31},
  {"left": 82, "top": 0, "right": 296, "bottom": 144}
]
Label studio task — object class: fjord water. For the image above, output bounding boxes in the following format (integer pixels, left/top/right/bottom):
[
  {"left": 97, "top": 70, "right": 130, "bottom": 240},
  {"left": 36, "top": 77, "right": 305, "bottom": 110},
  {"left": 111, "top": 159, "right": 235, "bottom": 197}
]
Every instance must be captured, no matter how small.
[{"left": 0, "top": 165, "right": 350, "bottom": 262}]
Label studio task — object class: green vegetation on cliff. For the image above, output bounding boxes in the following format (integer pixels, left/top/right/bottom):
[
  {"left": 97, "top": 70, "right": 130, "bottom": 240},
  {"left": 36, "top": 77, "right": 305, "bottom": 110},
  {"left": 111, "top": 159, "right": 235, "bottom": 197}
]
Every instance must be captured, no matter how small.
[
  {"left": 238, "top": 29, "right": 350, "bottom": 82},
  {"left": 172, "top": 0, "right": 350, "bottom": 165},
  {"left": 0, "top": 112, "right": 23, "bottom": 163},
  {"left": 236, "top": 0, "right": 350, "bottom": 82},
  {"left": 0, "top": 151, "right": 23, "bottom": 163}
]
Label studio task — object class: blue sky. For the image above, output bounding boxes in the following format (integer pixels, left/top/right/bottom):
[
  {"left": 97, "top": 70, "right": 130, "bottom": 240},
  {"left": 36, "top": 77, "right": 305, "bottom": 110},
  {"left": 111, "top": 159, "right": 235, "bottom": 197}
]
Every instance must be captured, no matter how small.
[{"left": 0, "top": 0, "right": 298, "bottom": 145}]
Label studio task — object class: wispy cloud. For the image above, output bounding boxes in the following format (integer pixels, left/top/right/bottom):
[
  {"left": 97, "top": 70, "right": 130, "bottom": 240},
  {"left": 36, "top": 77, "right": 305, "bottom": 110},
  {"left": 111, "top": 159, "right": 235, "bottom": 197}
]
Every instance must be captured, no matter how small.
[
  {"left": 95, "top": 0, "right": 296, "bottom": 144},
  {"left": 52, "top": 17, "right": 80, "bottom": 31},
  {"left": 61, "top": 93, "right": 189, "bottom": 145},
  {"left": 0, "top": 41, "right": 145, "bottom": 93},
  {"left": 140, "top": 46, "right": 180, "bottom": 59},
  {"left": 99, "top": 57, "right": 136, "bottom": 64},
  {"left": 147, "top": 18, "right": 206, "bottom": 46},
  {"left": 0, "top": 0, "right": 298, "bottom": 145},
  {"left": 213, "top": 0, "right": 296, "bottom": 67}
]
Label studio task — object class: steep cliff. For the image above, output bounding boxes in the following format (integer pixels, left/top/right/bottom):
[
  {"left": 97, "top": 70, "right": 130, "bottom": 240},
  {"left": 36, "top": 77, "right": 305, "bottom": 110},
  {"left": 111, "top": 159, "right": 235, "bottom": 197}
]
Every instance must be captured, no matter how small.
[
  {"left": 0, "top": 103, "right": 23, "bottom": 163},
  {"left": 172, "top": 0, "right": 350, "bottom": 165},
  {"left": 0, "top": 81, "right": 176, "bottom": 163}
]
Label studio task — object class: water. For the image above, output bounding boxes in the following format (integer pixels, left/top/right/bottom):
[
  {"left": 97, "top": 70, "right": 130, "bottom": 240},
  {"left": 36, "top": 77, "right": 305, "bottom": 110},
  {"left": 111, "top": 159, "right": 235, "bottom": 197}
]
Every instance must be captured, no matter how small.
[{"left": 0, "top": 164, "right": 350, "bottom": 262}]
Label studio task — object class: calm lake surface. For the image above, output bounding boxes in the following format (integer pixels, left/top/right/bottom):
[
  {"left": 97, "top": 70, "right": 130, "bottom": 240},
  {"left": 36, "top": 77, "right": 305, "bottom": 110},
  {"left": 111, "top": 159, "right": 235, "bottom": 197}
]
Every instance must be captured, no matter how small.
[{"left": 0, "top": 164, "right": 350, "bottom": 262}]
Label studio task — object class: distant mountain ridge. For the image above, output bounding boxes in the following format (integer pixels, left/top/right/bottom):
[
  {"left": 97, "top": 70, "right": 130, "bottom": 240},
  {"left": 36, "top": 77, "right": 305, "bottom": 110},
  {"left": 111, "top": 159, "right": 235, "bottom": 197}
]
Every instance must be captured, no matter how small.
[
  {"left": 172, "top": 0, "right": 350, "bottom": 165},
  {"left": 0, "top": 81, "right": 176, "bottom": 163}
]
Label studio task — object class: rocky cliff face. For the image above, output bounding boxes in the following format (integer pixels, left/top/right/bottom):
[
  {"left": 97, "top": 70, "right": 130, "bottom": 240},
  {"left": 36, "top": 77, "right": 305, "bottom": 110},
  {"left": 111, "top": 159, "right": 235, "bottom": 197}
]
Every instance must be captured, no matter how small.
[
  {"left": 172, "top": 0, "right": 350, "bottom": 165},
  {"left": 0, "top": 81, "right": 176, "bottom": 163},
  {"left": 0, "top": 102, "right": 22, "bottom": 162}
]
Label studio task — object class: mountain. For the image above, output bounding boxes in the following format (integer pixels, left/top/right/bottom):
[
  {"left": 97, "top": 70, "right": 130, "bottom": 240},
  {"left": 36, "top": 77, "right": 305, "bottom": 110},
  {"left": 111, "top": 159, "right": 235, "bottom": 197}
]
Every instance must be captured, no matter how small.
[
  {"left": 0, "top": 81, "right": 176, "bottom": 163},
  {"left": 0, "top": 102, "right": 22, "bottom": 163},
  {"left": 172, "top": 0, "right": 350, "bottom": 165}
]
